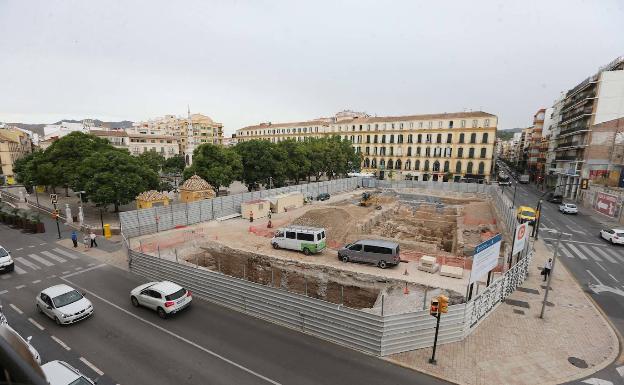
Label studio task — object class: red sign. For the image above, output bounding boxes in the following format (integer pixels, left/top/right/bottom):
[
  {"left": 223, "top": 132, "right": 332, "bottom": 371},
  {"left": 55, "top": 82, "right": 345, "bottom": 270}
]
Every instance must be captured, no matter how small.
[
  {"left": 517, "top": 224, "right": 526, "bottom": 241},
  {"left": 595, "top": 192, "right": 618, "bottom": 218}
]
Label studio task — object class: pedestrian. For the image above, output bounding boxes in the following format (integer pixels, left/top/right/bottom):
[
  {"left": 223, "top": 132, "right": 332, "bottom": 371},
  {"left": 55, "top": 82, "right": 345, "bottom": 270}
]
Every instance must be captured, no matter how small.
[
  {"left": 542, "top": 258, "right": 553, "bottom": 281},
  {"left": 71, "top": 230, "right": 78, "bottom": 248},
  {"left": 90, "top": 231, "right": 98, "bottom": 248},
  {"left": 83, "top": 233, "right": 89, "bottom": 250}
]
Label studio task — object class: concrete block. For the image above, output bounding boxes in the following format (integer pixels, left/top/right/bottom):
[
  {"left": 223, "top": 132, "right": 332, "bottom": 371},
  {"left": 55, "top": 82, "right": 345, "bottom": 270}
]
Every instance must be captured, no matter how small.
[
  {"left": 440, "top": 265, "right": 464, "bottom": 279},
  {"left": 418, "top": 256, "right": 439, "bottom": 273}
]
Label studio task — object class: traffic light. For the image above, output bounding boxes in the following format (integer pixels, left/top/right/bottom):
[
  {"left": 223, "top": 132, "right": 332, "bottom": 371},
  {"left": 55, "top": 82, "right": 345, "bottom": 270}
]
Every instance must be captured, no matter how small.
[
  {"left": 581, "top": 178, "right": 589, "bottom": 190},
  {"left": 438, "top": 295, "right": 449, "bottom": 314},
  {"left": 430, "top": 298, "right": 439, "bottom": 316}
]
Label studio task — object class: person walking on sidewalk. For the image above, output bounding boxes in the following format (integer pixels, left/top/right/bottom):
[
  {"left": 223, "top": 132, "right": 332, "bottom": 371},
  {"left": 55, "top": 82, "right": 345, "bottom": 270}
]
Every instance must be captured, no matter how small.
[
  {"left": 71, "top": 230, "right": 78, "bottom": 248},
  {"left": 543, "top": 258, "right": 553, "bottom": 281},
  {"left": 89, "top": 231, "right": 98, "bottom": 248}
]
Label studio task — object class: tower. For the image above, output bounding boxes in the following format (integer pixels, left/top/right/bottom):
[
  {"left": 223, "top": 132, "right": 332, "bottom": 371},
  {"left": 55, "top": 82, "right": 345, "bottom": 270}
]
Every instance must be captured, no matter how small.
[{"left": 185, "top": 105, "right": 195, "bottom": 166}]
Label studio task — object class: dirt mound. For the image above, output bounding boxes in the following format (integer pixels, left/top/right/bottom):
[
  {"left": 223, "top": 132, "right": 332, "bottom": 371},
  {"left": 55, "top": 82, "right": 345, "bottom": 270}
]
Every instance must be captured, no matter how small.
[{"left": 291, "top": 207, "right": 354, "bottom": 243}]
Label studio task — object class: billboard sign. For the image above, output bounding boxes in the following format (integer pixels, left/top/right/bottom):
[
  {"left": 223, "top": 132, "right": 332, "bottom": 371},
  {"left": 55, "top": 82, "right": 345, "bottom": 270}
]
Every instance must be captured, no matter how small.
[
  {"left": 512, "top": 223, "right": 528, "bottom": 256},
  {"left": 470, "top": 234, "right": 502, "bottom": 284},
  {"left": 595, "top": 192, "right": 618, "bottom": 218}
]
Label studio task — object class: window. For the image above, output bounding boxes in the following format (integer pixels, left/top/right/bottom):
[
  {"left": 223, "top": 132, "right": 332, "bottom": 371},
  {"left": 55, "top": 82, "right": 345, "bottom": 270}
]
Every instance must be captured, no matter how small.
[
  {"left": 408, "top": 134, "right": 413, "bottom": 143},
  {"left": 389, "top": 147, "right": 394, "bottom": 156},
  {"left": 425, "top": 147, "right": 431, "bottom": 157},
  {"left": 359, "top": 125, "right": 363, "bottom": 131},
  {"left": 458, "top": 148, "right": 464, "bottom": 158},
  {"left": 438, "top": 121, "right": 443, "bottom": 128},
  {"left": 389, "top": 135, "right": 394, "bottom": 143},
  {"left": 428, "top": 121, "right": 433, "bottom": 128},
  {"left": 286, "top": 232, "right": 296, "bottom": 239},
  {"left": 363, "top": 245, "right": 392, "bottom": 254},
  {"left": 417, "top": 134, "right": 422, "bottom": 143},
  {"left": 446, "top": 133, "right": 452, "bottom": 143},
  {"left": 297, "top": 233, "right": 315, "bottom": 241},
  {"left": 364, "top": 158, "right": 370, "bottom": 167},
  {"left": 400, "top": 123, "right": 403, "bottom": 129},
  {"left": 444, "top": 161, "right": 450, "bottom": 172},
  {"left": 407, "top": 147, "right": 412, "bottom": 156},
  {"left": 415, "top": 160, "right": 420, "bottom": 170},
  {"left": 398, "top": 134, "right": 403, "bottom": 143},
  {"left": 445, "top": 147, "right": 452, "bottom": 157},
  {"left": 418, "top": 122, "right": 423, "bottom": 128},
  {"left": 416, "top": 147, "right": 421, "bottom": 156},
  {"left": 366, "top": 135, "right": 371, "bottom": 143},
  {"left": 436, "top": 134, "right": 442, "bottom": 143},
  {"left": 396, "top": 159, "right": 402, "bottom": 169},
  {"left": 424, "top": 160, "right": 430, "bottom": 171},
  {"left": 455, "top": 161, "right": 462, "bottom": 173},
  {"left": 472, "top": 119, "right": 478, "bottom": 128},
  {"left": 470, "top": 133, "right": 476, "bottom": 144},
  {"left": 467, "top": 161, "right": 474, "bottom": 174},
  {"left": 449, "top": 121, "right": 454, "bottom": 128},
  {"left": 468, "top": 148, "right": 475, "bottom": 158},
  {"left": 371, "top": 159, "right": 377, "bottom": 168},
  {"left": 459, "top": 133, "right": 465, "bottom": 143},
  {"left": 374, "top": 134, "right": 378, "bottom": 143},
  {"left": 478, "top": 162, "right": 485, "bottom": 174},
  {"left": 367, "top": 124, "right": 371, "bottom": 131},
  {"left": 391, "top": 123, "right": 395, "bottom": 129},
  {"left": 381, "top": 135, "right": 386, "bottom": 144},
  {"left": 365, "top": 146, "right": 370, "bottom": 155},
  {"left": 433, "top": 161, "right": 440, "bottom": 172},
  {"left": 349, "top": 244, "right": 362, "bottom": 251},
  {"left": 352, "top": 125, "right": 355, "bottom": 131},
  {"left": 482, "top": 133, "right": 489, "bottom": 143},
  {"left": 484, "top": 119, "right": 490, "bottom": 127},
  {"left": 387, "top": 159, "right": 394, "bottom": 169},
  {"left": 480, "top": 148, "right": 486, "bottom": 158},
  {"left": 380, "top": 147, "right": 386, "bottom": 156},
  {"left": 426, "top": 134, "right": 432, "bottom": 143}
]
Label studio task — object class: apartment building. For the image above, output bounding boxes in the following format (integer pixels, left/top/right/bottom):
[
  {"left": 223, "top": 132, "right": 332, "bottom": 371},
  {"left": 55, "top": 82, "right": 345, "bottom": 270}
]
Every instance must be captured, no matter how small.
[
  {"left": 527, "top": 109, "right": 546, "bottom": 181},
  {"left": 0, "top": 126, "right": 33, "bottom": 184},
  {"left": 551, "top": 56, "right": 624, "bottom": 198},
  {"left": 132, "top": 112, "right": 224, "bottom": 159},
  {"left": 236, "top": 110, "right": 498, "bottom": 182},
  {"left": 89, "top": 129, "right": 180, "bottom": 158}
]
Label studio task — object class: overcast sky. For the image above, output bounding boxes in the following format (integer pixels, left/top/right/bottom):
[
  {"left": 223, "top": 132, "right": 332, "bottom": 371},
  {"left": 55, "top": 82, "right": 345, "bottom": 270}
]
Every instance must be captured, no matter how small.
[{"left": 1, "top": 0, "right": 622, "bottom": 135}]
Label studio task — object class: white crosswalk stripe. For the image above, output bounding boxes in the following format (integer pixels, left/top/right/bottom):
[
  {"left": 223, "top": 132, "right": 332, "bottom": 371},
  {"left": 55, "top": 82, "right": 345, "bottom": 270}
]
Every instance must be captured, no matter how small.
[
  {"left": 41, "top": 250, "right": 67, "bottom": 263},
  {"left": 14, "top": 257, "right": 40, "bottom": 270},
  {"left": 52, "top": 248, "right": 79, "bottom": 260},
  {"left": 562, "top": 243, "right": 588, "bottom": 260},
  {"left": 557, "top": 243, "right": 579, "bottom": 259},
  {"left": 13, "top": 265, "right": 27, "bottom": 275},
  {"left": 574, "top": 244, "right": 606, "bottom": 263},
  {"left": 588, "top": 246, "right": 618, "bottom": 264},
  {"left": 27, "top": 253, "right": 54, "bottom": 267}
]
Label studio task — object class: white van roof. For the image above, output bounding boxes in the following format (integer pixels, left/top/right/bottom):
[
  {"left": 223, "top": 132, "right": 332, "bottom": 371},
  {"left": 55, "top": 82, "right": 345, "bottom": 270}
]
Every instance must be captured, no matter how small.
[{"left": 279, "top": 225, "right": 325, "bottom": 233}]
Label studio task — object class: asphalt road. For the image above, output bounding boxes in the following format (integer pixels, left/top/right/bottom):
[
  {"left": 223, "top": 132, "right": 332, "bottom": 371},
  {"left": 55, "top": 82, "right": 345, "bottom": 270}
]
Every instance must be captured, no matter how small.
[
  {"left": 498, "top": 164, "right": 624, "bottom": 385},
  {"left": 0, "top": 223, "right": 449, "bottom": 385}
]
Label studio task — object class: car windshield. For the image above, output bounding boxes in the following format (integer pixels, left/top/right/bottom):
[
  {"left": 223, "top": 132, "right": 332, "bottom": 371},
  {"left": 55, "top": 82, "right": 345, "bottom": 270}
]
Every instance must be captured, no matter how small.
[
  {"left": 165, "top": 288, "right": 186, "bottom": 301},
  {"left": 0, "top": 248, "right": 8, "bottom": 258},
  {"left": 521, "top": 211, "right": 535, "bottom": 217},
  {"left": 69, "top": 377, "right": 93, "bottom": 385},
  {"left": 567, "top": 204, "right": 576, "bottom": 208},
  {"left": 52, "top": 290, "right": 83, "bottom": 308}
]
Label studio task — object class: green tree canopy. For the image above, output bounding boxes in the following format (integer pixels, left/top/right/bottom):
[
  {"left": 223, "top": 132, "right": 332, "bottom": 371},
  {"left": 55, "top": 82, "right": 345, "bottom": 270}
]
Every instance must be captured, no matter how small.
[
  {"left": 277, "top": 139, "right": 311, "bottom": 184},
  {"left": 163, "top": 154, "right": 186, "bottom": 175},
  {"left": 234, "top": 140, "right": 287, "bottom": 191},
  {"left": 137, "top": 151, "right": 165, "bottom": 173},
  {"left": 76, "top": 149, "right": 159, "bottom": 212},
  {"left": 183, "top": 144, "right": 242, "bottom": 192}
]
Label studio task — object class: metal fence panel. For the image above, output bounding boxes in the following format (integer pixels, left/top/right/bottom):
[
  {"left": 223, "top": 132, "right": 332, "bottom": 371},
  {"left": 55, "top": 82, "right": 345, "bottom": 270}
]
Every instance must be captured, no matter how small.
[{"left": 172, "top": 203, "right": 187, "bottom": 227}]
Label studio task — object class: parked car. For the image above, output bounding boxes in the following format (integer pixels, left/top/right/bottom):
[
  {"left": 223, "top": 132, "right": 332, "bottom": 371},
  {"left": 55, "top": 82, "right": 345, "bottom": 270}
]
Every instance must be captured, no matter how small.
[
  {"left": 130, "top": 281, "right": 192, "bottom": 319},
  {"left": 271, "top": 226, "right": 327, "bottom": 255},
  {"left": 545, "top": 193, "right": 563, "bottom": 204},
  {"left": 516, "top": 206, "right": 537, "bottom": 224},
  {"left": 518, "top": 174, "right": 530, "bottom": 184},
  {"left": 559, "top": 203, "right": 578, "bottom": 214},
  {"left": 0, "top": 245, "right": 14, "bottom": 273},
  {"left": 0, "top": 306, "right": 41, "bottom": 364},
  {"left": 600, "top": 228, "right": 624, "bottom": 245},
  {"left": 316, "top": 192, "right": 331, "bottom": 201},
  {"left": 338, "top": 239, "right": 400, "bottom": 269},
  {"left": 35, "top": 284, "right": 94, "bottom": 325},
  {"left": 41, "top": 360, "right": 96, "bottom": 385}
]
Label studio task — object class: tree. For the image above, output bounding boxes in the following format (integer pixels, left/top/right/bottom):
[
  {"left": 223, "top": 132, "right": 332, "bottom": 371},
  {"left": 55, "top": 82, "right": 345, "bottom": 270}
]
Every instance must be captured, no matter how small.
[
  {"left": 76, "top": 150, "right": 159, "bottom": 212},
  {"left": 163, "top": 154, "right": 186, "bottom": 175},
  {"left": 183, "top": 144, "right": 242, "bottom": 192},
  {"left": 13, "top": 151, "right": 58, "bottom": 192},
  {"left": 234, "top": 140, "right": 286, "bottom": 191},
  {"left": 137, "top": 151, "right": 165, "bottom": 173},
  {"left": 277, "top": 139, "right": 310, "bottom": 184}
]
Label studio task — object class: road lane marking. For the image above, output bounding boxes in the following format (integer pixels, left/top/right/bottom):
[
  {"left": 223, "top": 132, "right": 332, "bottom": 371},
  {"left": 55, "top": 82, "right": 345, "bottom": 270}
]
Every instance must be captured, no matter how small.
[
  {"left": 595, "top": 262, "right": 607, "bottom": 272},
  {"left": 16, "top": 247, "right": 23, "bottom": 251},
  {"left": 41, "top": 251, "right": 67, "bottom": 263},
  {"left": 52, "top": 248, "right": 79, "bottom": 260},
  {"left": 15, "top": 257, "right": 40, "bottom": 270},
  {"left": 39, "top": 243, "right": 46, "bottom": 246},
  {"left": 28, "top": 245, "right": 35, "bottom": 248},
  {"left": 62, "top": 271, "right": 71, "bottom": 275},
  {"left": 616, "top": 365, "right": 624, "bottom": 377},
  {"left": 542, "top": 238, "right": 605, "bottom": 246},
  {"left": 609, "top": 274, "right": 619, "bottom": 283},
  {"left": 74, "top": 267, "right": 82, "bottom": 271},
  {"left": 589, "top": 246, "right": 618, "bottom": 263},
  {"left": 13, "top": 265, "right": 27, "bottom": 275},
  {"left": 47, "top": 275, "right": 57, "bottom": 279},
  {"left": 0, "top": 290, "right": 7, "bottom": 295},
  {"left": 15, "top": 285, "right": 26, "bottom": 289},
  {"left": 80, "top": 357, "right": 104, "bottom": 376},
  {"left": 1, "top": 275, "right": 9, "bottom": 279},
  {"left": 28, "top": 318, "right": 45, "bottom": 330},
  {"left": 51, "top": 336, "right": 71, "bottom": 351},
  {"left": 586, "top": 270, "right": 604, "bottom": 286},
  {"left": 62, "top": 278, "right": 282, "bottom": 385},
  {"left": 564, "top": 243, "right": 588, "bottom": 260},
  {"left": 28, "top": 254, "right": 54, "bottom": 267},
  {"left": 60, "top": 264, "right": 106, "bottom": 278},
  {"left": 32, "top": 280, "right": 41, "bottom": 284},
  {"left": 9, "top": 304, "right": 23, "bottom": 315}
]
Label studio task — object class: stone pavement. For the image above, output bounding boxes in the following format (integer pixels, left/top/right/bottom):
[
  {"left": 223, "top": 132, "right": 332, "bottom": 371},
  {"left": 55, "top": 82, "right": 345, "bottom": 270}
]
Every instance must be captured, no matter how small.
[
  {"left": 56, "top": 238, "right": 128, "bottom": 270},
  {"left": 387, "top": 239, "right": 619, "bottom": 385}
]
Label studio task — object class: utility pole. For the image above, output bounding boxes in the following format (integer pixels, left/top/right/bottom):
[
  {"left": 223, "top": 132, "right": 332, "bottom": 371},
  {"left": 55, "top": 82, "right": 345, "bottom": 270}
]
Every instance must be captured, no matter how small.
[
  {"left": 540, "top": 230, "right": 570, "bottom": 319},
  {"left": 532, "top": 199, "right": 543, "bottom": 239},
  {"left": 51, "top": 194, "right": 61, "bottom": 239}
]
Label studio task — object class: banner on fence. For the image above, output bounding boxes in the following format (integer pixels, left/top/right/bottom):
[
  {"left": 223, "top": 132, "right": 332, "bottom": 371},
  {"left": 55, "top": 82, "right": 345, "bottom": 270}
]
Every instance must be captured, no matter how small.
[
  {"left": 512, "top": 223, "right": 528, "bottom": 256},
  {"left": 469, "top": 233, "right": 502, "bottom": 283}
]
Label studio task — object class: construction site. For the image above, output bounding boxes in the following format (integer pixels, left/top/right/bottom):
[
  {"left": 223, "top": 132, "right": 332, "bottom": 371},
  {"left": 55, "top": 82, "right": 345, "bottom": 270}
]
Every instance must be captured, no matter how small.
[{"left": 130, "top": 186, "right": 510, "bottom": 315}]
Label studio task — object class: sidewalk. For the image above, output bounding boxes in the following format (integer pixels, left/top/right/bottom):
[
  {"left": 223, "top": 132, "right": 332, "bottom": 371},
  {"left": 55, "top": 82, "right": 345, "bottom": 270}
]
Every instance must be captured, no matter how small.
[
  {"left": 387, "top": 239, "right": 619, "bottom": 385},
  {"left": 56, "top": 238, "right": 128, "bottom": 271},
  {"left": 577, "top": 204, "right": 623, "bottom": 229}
]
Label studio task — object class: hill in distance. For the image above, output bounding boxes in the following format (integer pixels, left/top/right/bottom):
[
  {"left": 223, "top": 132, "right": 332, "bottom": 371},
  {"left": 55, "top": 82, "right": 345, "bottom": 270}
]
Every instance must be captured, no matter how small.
[{"left": 496, "top": 127, "right": 522, "bottom": 141}]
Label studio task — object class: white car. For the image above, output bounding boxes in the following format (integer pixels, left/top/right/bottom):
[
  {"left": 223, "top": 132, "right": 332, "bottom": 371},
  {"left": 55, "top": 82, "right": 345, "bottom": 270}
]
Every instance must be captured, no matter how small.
[
  {"left": 559, "top": 203, "right": 578, "bottom": 214},
  {"left": 35, "top": 284, "right": 94, "bottom": 325},
  {"left": 130, "top": 281, "right": 192, "bottom": 318},
  {"left": 41, "top": 360, "right": 96, "bottom": 385},
  {"left": 600, "top": 229, "right": 624, "bottom": 245},
  {"left": 0, "top": 306, "right": 41, "bottom": 364},
  {"left": 0, "top": 245, "right": 15, "bottom": 273}
]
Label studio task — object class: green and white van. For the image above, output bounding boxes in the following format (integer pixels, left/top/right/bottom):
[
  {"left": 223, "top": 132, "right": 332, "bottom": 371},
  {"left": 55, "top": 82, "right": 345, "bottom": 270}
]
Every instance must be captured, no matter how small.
[{"left": 271, "top": 226, "right": 327, "bottom": 255}]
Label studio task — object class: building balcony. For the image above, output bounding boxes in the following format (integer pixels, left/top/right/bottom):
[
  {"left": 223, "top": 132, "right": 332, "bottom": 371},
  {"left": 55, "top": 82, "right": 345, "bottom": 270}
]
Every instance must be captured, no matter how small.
[
  {"left": 554, "top": 141, "right": 588, "bottom": 151},
  {"left": 560, "top": 106, "right": 594, "bottom": 125},
  {"left": 554, "top": 155, "right": 580, "bottom": 162},
  {"left": 558, "top": 124, "right": 590, "bottom": 137},
  {"left": 562, "top": 91, "right": 596, "bottom": 113}
]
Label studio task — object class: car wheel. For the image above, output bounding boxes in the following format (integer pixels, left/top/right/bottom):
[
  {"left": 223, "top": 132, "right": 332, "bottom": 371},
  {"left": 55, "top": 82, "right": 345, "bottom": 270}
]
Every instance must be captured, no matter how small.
[
  {"left": 341, "top": 255, "right": 349, "bottom": 263},
  {"left": 131, "top": 296, "right": 139, "bottom": 307},
  {"left": 157, "top": 307, "right": 167, "bottom": 319},
  {"left": 378, "top": 260, "right": 387, "bottom": 269},
  {"left": 272, "top": 243, "right": 279, "bottom": 249},
  {"left": 303, "top": 248, "right": 311, "bottom": 256},
  {"left": 54, "top": 317, "right": 62, "bottom": 326}
]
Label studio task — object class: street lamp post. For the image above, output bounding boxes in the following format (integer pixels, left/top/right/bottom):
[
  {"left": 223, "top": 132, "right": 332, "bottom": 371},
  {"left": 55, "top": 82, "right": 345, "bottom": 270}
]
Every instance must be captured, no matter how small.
[{"left": 540, "top": 229, "right": 571, "bottom": 319}]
